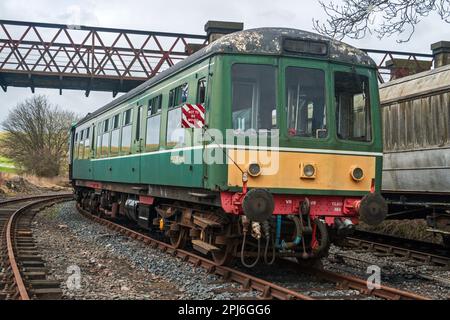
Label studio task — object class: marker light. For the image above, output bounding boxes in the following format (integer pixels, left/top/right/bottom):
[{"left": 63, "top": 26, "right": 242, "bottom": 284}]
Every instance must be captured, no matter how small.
[
  {"left": 248, "top": 163, "right": 262, "bottom": 177},
  {"left": 351, "top": 166, "right": 364, "bottom": 181}
]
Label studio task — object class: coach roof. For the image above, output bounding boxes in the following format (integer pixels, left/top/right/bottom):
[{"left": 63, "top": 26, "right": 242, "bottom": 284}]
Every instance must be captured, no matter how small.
[{"left": 77, "top": 28, "right": 375, "bottom": 126}]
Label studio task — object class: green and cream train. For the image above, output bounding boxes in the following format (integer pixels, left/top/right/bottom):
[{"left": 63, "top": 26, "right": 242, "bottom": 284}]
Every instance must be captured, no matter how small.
[{"left": 70, "top": 28, "right": 387, "bottom": 266}]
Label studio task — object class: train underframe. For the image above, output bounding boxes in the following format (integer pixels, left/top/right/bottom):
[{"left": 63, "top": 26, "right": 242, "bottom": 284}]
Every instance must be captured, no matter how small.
[
  {"left": 74, "top": 181, "right": 386, "bottom": 266},
  {"left": 383, "top": 191, "right": 450, "bottom": 247}
]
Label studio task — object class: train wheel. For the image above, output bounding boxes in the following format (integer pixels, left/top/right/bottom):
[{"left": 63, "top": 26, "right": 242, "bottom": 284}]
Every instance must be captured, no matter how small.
[
  {"left": 212, "top": 240, "right": 236, "bottom": 266},
  {"left": 311, "top": 218, "right": 330, "bottom": 258},
  {"left": 169, "top": 224, "right": 188, "bottom": 249}
]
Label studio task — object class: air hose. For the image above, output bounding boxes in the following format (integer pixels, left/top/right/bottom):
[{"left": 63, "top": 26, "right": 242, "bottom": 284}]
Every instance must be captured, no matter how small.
[
  {"left": 240, "top": 231, "right": 261, "bottom": 268},
  {"left": 262, "top": 221, "right": 276, "bottom": 265}
]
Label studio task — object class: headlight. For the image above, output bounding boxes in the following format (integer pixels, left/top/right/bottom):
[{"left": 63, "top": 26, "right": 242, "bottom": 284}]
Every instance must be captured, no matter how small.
[
  {"left": 248, "top": 163, "right": 261, "bottom": 177},
  {"left": 351, "top": 166, "right": 364, "bottom": 181},
  {"left": 303, "top": 164, "right": 316, "bottom": 177}
]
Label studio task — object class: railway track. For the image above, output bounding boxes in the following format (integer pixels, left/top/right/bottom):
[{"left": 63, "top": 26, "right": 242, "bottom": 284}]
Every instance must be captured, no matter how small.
[
  {"left": 0, "top": 194, "right": 72, "bottom": 300},
  {"left": 345, "top": 230, "right": 450, "bottom": 268},
  {"left": 76, "top": 204, "right": 430, "bottom": 300}
]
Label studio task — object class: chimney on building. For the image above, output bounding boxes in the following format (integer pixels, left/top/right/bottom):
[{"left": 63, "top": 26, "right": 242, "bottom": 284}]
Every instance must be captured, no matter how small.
[
  {"left": 204, "top": 21, "right": 244, "bottom": 43},
  {"left": 431, "top": 41, "right": 450, "bottom": 68},
  {"left": 385, "top": 58, "right": 432, "bottom": 80}
]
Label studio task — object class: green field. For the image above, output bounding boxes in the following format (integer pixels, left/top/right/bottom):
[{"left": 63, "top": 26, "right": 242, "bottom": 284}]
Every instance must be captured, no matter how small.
[
  {"left": 0, "top": 156, "right": 17, "bottom": 173},
  {"left": 0, "top": 133, "right": 17, "bottom": 173}
]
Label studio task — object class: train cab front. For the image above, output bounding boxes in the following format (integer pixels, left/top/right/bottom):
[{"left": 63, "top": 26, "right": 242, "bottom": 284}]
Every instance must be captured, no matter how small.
[{"left": 220, "top": 152, "right": 388, "bottom": 265}]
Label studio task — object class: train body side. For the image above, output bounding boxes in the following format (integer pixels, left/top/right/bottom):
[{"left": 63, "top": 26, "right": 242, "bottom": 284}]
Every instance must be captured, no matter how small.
[{"left": 380, "top": 65, "right": 450, "bottom": 195}]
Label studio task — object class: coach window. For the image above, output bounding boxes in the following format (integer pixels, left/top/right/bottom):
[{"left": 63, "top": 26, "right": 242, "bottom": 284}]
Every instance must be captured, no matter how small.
[
  {"left": 121, "top": 109, "right": 133, "bottom": 153},
  {"left": 169, "top": 83, "right": 188, "bottom": 108},
  {"left": 335, "top": 72, "right": 372, "bottom": 142},
  {"left": 79, "top": 130, "right": 85, "bottom": 159},
  {"left": 96, "top": 124, "right": 102, "bottom": 158},
  {"left": 110, "top": 114, "right": 120, "bottom": 156},
  {"left": 147, "top": 95, "right": 162, "bottom": 116},
  {"left": 74, "top": 133, "right": 79, "bottom": 160},
  {"left": 100, "top": 118, "right": 110, "bottom": 157},
  {"left": 286, "top": 67, "right": 327, "bottom": 138},
  {"left": 197, "top": 78, "right": 207, "bottom": 104},
  {"left": 166, "top": 107, "right": 184, "bottom": 147},
  {"left": 84, "top": 127, "right": 91, "bottom": 159},
  {"left": 232, "top": 64, "right": 277, "bottom": 132},
  {"left": 146, "top": 95, "right": 162, "bottom": 150}
]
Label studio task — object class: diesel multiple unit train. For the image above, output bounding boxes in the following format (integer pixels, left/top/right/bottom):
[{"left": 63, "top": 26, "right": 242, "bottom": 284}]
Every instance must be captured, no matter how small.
[
  {"left": 380, "top": 65, "right": 450, "bottom": 246},
  {"left": 70, "top": 28, "right": 388, "bottom": 266}
]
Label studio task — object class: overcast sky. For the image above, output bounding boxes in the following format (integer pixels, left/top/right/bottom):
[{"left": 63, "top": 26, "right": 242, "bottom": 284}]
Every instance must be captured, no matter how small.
[{"left": 1, "top": 0, "right": 449, "bottom": 125}]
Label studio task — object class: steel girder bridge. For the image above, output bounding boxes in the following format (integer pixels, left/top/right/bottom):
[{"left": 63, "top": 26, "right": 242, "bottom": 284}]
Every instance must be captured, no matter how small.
[{"left": 0, "top": 20, "right": 207, "bottom": 97}]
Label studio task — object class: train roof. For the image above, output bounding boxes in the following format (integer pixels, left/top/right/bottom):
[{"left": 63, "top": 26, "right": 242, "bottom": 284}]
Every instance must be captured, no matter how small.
[
  {"left": 380, "top": 64, "right": 450, "bottom": 105},
  {"left": 77, "top": 28, "right": 375, "bottom": 126}
]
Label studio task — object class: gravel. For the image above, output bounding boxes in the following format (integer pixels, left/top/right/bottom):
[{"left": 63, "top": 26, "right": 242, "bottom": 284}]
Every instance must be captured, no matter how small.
[
  {"left": 32, "top": 201, "right": 449, "bottom": 300},
  {"left": 323, "top": 244, "right": 450, "bottom": 300},
  {"left": 32, "top": 201, "right": 257, "bottom": 300}
]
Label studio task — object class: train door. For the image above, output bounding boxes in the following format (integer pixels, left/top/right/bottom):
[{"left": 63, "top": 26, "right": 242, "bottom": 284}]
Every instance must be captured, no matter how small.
[
  {"left": 88, "top": 123, "right": 95, "bottom": 180},
  {"left": 68, "top": 125, "right": 76, "bottom": 181}
]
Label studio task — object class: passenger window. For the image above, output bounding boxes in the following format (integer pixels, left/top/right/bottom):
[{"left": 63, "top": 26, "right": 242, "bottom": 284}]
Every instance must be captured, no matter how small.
[
  {"left": 146, "top": 95, "right": 162, "bottom": 150},
  {"left": 74, "top": 133, "right": 78, "bottom": 159},
  {"left": 110, "top": 128, "right": 120, "bottom": 156},
  {"left": 123, "top": 109, "right": 133, "bottom": 125},
  {"left": 110, "top": 115, "right": 120, "bottom": 156},
  {"left": 84, "top": 128, "right": 91, "bottom": 159},
  {"left": 113, "top": 114, "right": 120, "bottom": 129},
  {"left": 79, "top": 130, "right": 85, "bottom": 159},
  {"left": 286, "top": 67, "right": 326, "bottom": 138},
  {"left": 335, "top": 72, "right": 372, "bottom": 142},
  {"left": 96, "top": 132, "right": 102, "bottom": 158},
  {"left": 101, "top": 131, "right": 109, "bottom": 157},
  {"left": 197, "top": 79, "right": 207, "bottom": 104},
  {"left": 121, "top": 109, "right": 133, "bottom": 153},
  {"left": 166, "top": 107, "right": 184, "bottom": 147},
  {"left": 103, "top": 119, "right": 109, "bottom": 133},
  {"left": 146, "top": 115, "right": 161, "bottom": 149},
  {"left": 148, "top": 95, "right": 162, "bottom": 116},
  {"left": 169, "top": 83, "right": 188, "bottom": 108},
  {"left": 232, "top": 64, "right": 277, "bottom": 131}
]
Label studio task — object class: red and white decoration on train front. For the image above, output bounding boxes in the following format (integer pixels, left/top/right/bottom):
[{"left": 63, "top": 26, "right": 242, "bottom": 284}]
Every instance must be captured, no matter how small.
[{"left": 181, "top": 104, "right": 205, "bottom": 128}]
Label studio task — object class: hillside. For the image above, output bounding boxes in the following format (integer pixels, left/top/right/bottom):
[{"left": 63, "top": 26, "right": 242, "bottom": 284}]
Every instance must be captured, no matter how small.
[{"left": 0, "top": 132, "right": 18, "bottom": 173}]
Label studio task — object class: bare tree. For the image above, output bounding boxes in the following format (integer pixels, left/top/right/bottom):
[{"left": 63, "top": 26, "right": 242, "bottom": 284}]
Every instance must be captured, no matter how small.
[
  {"left": 314, "top": 0, "right": 450, "bottom": 42},
  {"left": 1, "top": 95, "right": 78, "bottom": 177}
]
